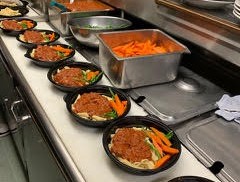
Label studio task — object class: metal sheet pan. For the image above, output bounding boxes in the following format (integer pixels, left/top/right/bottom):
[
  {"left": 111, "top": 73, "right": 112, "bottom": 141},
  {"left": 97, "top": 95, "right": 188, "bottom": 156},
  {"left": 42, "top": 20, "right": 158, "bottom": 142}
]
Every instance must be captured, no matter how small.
[{"left": 184, "top": 115, "right": 240, "bottom": 182}]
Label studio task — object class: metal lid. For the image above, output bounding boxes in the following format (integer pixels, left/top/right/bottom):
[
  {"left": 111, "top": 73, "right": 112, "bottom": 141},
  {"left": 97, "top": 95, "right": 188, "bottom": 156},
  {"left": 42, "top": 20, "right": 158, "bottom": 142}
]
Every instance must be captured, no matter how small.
[{"left": 128, "top": 67, "right": 226, "bottom": 125}]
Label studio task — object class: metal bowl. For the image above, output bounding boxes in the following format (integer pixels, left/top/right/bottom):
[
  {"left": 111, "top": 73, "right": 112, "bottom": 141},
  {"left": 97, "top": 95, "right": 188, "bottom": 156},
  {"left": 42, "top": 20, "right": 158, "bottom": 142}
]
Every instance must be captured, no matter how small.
[{"left": 68, "top": 16, "right": 132, "bottom": 48}]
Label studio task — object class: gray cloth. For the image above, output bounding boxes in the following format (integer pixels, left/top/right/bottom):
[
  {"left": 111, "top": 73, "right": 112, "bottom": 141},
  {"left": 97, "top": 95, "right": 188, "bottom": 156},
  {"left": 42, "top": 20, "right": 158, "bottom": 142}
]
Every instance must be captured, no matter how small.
[{"left": 215, "top": 94, "right": 240, "bottom": 124}]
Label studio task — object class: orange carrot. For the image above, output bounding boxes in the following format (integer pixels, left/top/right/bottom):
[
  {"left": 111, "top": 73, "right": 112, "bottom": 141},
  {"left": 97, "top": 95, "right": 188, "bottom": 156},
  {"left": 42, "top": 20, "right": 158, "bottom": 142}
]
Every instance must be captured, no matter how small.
[
  {"left": 113, "top": 40, "right": 167, "bottom": 58},
  {"left": 146, "top": 131, "right": 163, "bottom": 157},
  {"left": 86, "top": 71, "right": 99, "bottom": 81},
  {"left": 147, "top": 130, "right": 164, "bottom": 146},
  {"left": 109, "top": 100, "right": 124, "bottom": 117},
  {"left": 109, "top": 94, "right": 127, "bottom": 117},
  {"left": 21, "top": 20, "right": 34, "bottom": 28},
  {"left": 161, "top": 144, "right": 179, "bottom": 155},
  {"left": 155, "top": 154, "right": 171, "bottom": 168},
  {"left": 150, "top": 127, "right": 172, "bottom": 147},
  {"left": 51, "top": 46, "right": 73, "bottom": 56},
  {"left": 122, "top": 100, "right": 128, "bottom": 106},
  {"left": 49, "top": 33, "right": 55, "bottom": 41}
]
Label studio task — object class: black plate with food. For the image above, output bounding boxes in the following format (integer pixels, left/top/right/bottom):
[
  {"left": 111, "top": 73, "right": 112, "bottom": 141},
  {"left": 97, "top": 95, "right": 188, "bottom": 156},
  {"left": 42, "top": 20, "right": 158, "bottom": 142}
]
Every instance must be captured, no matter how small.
[
  {"left": 64, "top": 85, "right": 131, "bottom": 127},
  {"left": 16, "top": 29, "right": 60, "bottom": 48},
  {"left": 0, "top": 18, "right": 37, "bottom": 36},
  {"left": 24, "top": 43, "right": 75, "bottom": 67},
  {"left": 168, "top": 176, "right": 215, "bottom": 182},
  {"left": 102, "top": 116, "right": 181, "bottom": 175},
  {"left": 0, "top": 0, "right": 28, "bottom": 8},
  {"left": 48, "top": 61, "right": 103, "bottom": 91},
  {"left": 0, "top": 6, "right": 29, "bottom": 18}
]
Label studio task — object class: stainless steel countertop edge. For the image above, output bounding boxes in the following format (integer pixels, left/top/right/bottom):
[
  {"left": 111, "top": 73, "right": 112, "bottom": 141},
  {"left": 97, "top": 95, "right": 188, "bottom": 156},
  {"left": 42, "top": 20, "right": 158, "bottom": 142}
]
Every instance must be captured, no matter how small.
[{"left": 0, "top": 36, "right": 86, "bottom": 182}]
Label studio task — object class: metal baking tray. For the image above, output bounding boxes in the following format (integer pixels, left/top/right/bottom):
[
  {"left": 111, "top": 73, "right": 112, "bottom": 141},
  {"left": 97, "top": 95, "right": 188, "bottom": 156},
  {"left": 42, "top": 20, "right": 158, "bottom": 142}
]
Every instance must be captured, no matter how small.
[
  {"left": 128, "top": 67, "right": 226, "bottom": 125},
  {"left": 181, "top": 115, "right": 240, "bottom": 182},
  {"left": 48, "top": 0, "right": 115, "bottom": 36}
]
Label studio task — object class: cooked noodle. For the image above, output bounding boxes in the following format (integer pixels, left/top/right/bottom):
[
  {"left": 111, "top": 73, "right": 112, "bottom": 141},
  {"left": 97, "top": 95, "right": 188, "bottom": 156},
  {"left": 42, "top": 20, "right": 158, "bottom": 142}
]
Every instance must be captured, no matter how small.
[
  {"left": 109, "top": 127, "right": 159, "bottom": 169},
  {"left": 0, "top": 7, "right": 20, "bottom": 16}
]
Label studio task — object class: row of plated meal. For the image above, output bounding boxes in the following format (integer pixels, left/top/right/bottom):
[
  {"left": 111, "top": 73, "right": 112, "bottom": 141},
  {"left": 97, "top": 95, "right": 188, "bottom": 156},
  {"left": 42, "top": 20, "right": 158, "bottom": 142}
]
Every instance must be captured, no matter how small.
[
  {"left": 0, "top": 15, "right": 184, "bottom": 178},
  {"left": 0, "top": 0, "right": 29, "bottom": 18}
]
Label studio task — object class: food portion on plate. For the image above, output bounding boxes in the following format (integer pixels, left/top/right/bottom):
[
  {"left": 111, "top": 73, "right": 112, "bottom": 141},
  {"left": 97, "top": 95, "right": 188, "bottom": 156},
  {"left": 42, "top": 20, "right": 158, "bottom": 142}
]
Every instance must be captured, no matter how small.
[
  {"left": 109, "top": 126, "right": 179, "bottom": 170},
  {"left": 72, "top": 89, "right": 127, "bottom": 121},
  {"left": 57, "top": 0, "right": 114, "bottom": 12},
  {"left": 102, "top": 116, "right": 181, "bottom": 175},
  {"left": 48, "top": 62, "right": 103, "bottom": 92},
  {"left": 0, "top": 18, "right": 36, "bottom": 35},
  {"left": 53, "top": 67, "right": 100, "bottom": 87},
  {"left": 17, "top": 29, "right": 60, "bottom": 47},
  {"left": 64, "top": 86, "right": 131, "bottom": 127},
  {"left": 0, "top": 6, "right": 28, "bottom": 17},
  {"left": 25, "top": 44, "right": 75, "bottom": 65},
  {"left": 0, "top": 0, "right": 26, "bottom": 7}
]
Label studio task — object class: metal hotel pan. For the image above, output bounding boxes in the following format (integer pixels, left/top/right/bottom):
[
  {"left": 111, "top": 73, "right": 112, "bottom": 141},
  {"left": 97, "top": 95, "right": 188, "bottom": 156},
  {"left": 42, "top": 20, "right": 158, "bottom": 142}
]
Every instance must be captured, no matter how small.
[
  {"left": 97, "top": 29, "right": 190, "bottom": 89},
  {"left": 48, "top": 0, "right": 115, "bottom": 36}
]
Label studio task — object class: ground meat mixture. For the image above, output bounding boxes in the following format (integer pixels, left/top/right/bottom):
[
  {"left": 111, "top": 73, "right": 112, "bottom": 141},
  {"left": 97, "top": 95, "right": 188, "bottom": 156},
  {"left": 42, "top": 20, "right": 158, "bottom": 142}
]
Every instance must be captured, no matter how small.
[
  {"left": 72, "top": 92, "right": 112, "bottom": 117},
  {"left": 53, "top": 67, "right": 86, "bottom": 87},
  {"left": 63, "top": 1, "right": 112, "bottom": 12},
  {"left": 2, "top": 20, "right": 22, "bottom": 30},
  {"left": 111, "top": 128, "right": 152, "bottom": 162},
  {"left": 24, "top": 30, "right": 44, "bottom": 43},
  {"left": 34, "top": 45, "right": 60, "bottom": 61}
]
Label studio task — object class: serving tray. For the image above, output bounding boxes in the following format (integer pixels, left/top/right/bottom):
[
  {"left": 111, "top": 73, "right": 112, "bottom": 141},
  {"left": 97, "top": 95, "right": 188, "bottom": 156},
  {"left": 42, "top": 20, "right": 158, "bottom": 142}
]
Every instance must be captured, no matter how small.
[
  {"left": 128, "top": 67, "right": 226, "bottom": 125},
  {"left": 184, "top": 116, "right": 240, "bottom": 182}
]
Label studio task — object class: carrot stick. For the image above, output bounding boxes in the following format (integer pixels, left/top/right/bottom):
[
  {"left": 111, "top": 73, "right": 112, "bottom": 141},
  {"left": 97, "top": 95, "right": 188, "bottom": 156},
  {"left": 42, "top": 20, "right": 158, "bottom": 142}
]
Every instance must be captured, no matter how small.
[
  {"left": 112, "top": 40, "right": 167, "bottom": 58},
  {"left": 114, "top": 94, "right": 125, "bottom": 116},
  {"left": 154, "top": 154, "right": 171, "bottom": 168},
  {"left": 150, "top": 127, "right": 172, "bottom": 147},
  {"left": 51, "top": 45, "right": 72, "bottom": 53},
  {"left": 122, "top": 100, "right": 128, "bottom": 106},
  {"left": 146, "top": 131, "right": 163, "bottom": 157},
  {"left": 49, "top": 33, "right": 55, "bottom": 41},
  {"left": 161, "top": 144, "right": 179, "bottom": 155},
  {"left": 86, "top": 71, "right": 99, "bottom": 81},
  {"left": 109, "top": 100, "right": 122, "bottom": 116},
  {"left": 147, "top": 130, "right": 164, "bottom": 146}
]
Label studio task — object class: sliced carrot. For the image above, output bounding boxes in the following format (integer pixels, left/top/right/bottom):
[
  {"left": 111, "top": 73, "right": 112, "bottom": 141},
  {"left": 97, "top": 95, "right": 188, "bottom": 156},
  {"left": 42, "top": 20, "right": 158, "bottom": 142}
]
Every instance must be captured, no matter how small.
[
  {"left": 150, "top": 127, "right": 172, "bottom": 147},
  {"left": 122, "top": 100, "right": 128, "bottom": 106},
  {"left": 112, "top": 40, "right": 167, "bottom": 58},
  {"left": 147, "top": 130, "right": 164, "bottom": 146},
  {"left": 109, "top": 100, "right": 122, "bottom": 116},
  {"left": 86, "top": 71, "right": 99, "bottom": 81},
  {"left": 51, "top": 45, "right": 72, "bottom": 53},
  {"left": 49, "top": 33, "right": 55, "bottom": 41},
  {"left": 155, "top": 154, "right": 171, "bottom": 168},
  {"left": 161, "top": 144, "right": 179, "bottom": 155},
  {"left": 146, "top": 131, "right": 163, "bottom": 157}
]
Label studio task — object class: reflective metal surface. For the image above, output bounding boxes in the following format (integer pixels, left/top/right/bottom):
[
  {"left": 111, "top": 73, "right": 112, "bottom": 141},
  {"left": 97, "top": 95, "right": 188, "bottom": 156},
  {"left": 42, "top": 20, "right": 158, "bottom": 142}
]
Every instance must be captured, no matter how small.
[
  {"left": 101, "top": 0, "right": 240, "bottom": 68},
  {"left": 48, "top": 0, "right": 115, "bottom": 36},
  {"left": 98, "top": 29, "right": 190, "bottom": 88},
  {"left": 68, "top": 16, "right": 132, "bottom": 47},
  {"left": 182, "top": 0, "right": 234, "bottom": 9},
  {"left": 128, "top": 67, "right": 226, "bottom": 125},
  {"left": 175, "top": 115, "right": 240, "bottom": 182}
]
